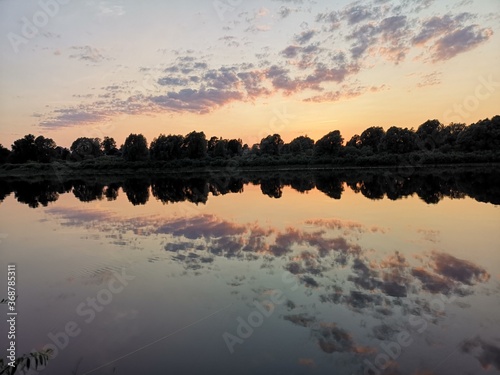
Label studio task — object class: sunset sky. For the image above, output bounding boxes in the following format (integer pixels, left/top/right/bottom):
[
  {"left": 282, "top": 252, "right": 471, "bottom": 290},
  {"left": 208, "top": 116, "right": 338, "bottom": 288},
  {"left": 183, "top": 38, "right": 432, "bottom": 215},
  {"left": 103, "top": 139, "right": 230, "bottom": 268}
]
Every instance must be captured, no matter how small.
[{"left": 1, "top": 0, "right": 499, "bottom": 148}]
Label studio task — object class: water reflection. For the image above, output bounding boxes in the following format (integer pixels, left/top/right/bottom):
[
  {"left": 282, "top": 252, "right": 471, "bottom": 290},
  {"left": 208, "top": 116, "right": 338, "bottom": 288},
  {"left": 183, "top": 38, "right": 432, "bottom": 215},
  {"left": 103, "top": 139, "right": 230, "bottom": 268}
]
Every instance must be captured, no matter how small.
[
  {"left": 39, "top": 203, "right": 500, "bottom": 373},
  {"left": 1, "top": 168, "right": 499, "bottom": 374},
  {"left": 1, "top": 167, "right": 499, "bottom": 208}
]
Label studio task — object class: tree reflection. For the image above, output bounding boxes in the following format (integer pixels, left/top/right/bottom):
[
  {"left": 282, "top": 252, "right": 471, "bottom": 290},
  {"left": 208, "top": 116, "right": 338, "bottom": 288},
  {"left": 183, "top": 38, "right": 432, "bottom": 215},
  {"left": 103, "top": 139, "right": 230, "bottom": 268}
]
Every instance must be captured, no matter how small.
[
  {"left": 123, "top": 179, "right": 150, "bottom": 206},
  {"left": 1, "top": 168, "right": 499, "bottom": 207}
]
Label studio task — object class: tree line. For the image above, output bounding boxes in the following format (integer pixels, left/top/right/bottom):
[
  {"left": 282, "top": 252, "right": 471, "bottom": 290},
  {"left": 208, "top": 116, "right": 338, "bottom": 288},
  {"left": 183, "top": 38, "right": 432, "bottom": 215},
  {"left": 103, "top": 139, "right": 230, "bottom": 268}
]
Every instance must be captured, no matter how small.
[{"left": 1, "top": 116, "right": 499, "bottom": 165}]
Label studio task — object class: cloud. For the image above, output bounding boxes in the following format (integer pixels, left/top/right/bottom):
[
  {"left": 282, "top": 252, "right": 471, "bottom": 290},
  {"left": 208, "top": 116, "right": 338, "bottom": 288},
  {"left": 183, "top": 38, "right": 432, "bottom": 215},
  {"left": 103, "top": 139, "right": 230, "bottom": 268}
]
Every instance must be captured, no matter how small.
[
  {"left": 411, "top": 13, "right": 492, "bottom": 62},
  {"left": 38, "top": 94, "right": 158, "bottom": 129},
  {"left": 416, "top": 72, "right": 442, "bottom": 88},
  {"left": 284, "top": 316, "right": 374, "bottom": 355},
  {"left": 150, "top": 88, "right": 243, "bottom": 114},
  {"left": 461, "top": 337, "right": 500, "bottom": 371},
  {"left": 430, "top": 25, "right": 493, "bottom": 62},
  {"left": 341, "top": 4, "right": 379, "bottom": 25},
  {"left": 36, "top": 2, "right": 493, "bottom": 129},
  {"left": 430, "top": 251, "right": 490, "bottom": 285},
  {"left": 47, "top": 207, "right": 114, "bottom": 225},
  {"left": 304, "top": 84, "right": 386, "bottom": 103},
  {"left": 294, "top": 30, "right": 316, "bottom": 44},
  {"left": 39, "top": 108, "right": 110, "bottom": 129},
  {"left": 316, "top": 11, "right": 340, "bottom": 30},
  {"left": 278, "top": 6, "right": 293, "bottom": 18},
  {"left": 69, "top": 45, "right": 109, "bottom": 63},
  {"left": 305, "top": 218, "right": 387, "bottom": 235}
]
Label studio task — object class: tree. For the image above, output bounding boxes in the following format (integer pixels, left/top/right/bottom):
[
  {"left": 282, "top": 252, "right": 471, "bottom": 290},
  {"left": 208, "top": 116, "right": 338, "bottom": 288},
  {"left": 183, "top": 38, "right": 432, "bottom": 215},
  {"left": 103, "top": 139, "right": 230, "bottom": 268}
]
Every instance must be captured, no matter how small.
[
  {"left": 359, "top": 127, "right": 385, "bottom": 153},
  {"left": 150, "top": 134, "right": 185, "bottom": 161},
  {"left": 441, "top": 123, "right": 466, "bottom": 149},
  {"left": 207, "top": 136, "right": 219, "bottom": 157},
  {"left": 289, "top": 136, "right": 314, "bottom": 154},
  {"left": 101, "top": 137, "right": 118, "bottom": 155},
  {"left": 250, "top": 143, "right": 260, "bottom": 156},
  {"left": 123, "top": 134, "right": 149, "bottom": 161},
  {"left": 214, "top": 139, "right": 228, "bottom": 158},
  {"left": 34, "top": 136, "right": 57, "bottom": 163},
  {"left": 456, "top": 117, "right": 500, "bottom": 152},
  {"left": 380, "top": 127, "right": 416, "bottom": 154},
  {"left": 314, "top": 130, "right": 343, "bottom": 157},
  {"left": 416, "top": 119, "right": 444, "bottom": 151},
  {"left": 346, "top": 134, "right": 361, "bottom": 149},
  {"left": 227, "top": 139, "right": 243, "bottom": 157},
  {"left": 182, "top": 131, "right": 207, "bottom": 159},
  {"left": 10, "top": 134, "right": 37, "bottom": 163},
  {"left": 0, "top": 144, "right": 10, "bottom": 164},
  {"left": 55, "top": 146, "right": 71, "bottom": 161},
  {"left": 70, "top": 137, "right": 102, "bottom": 160},
  {"left": 260, "top": 134, "right": 284, "bottom": 156}
]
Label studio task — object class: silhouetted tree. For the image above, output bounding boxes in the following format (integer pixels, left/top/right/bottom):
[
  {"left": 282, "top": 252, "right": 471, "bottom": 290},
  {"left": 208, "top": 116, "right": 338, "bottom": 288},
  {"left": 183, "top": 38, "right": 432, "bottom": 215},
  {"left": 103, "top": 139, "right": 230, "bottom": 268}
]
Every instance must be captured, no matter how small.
[
  {"left": 250, "top": 143, "right": 260, "bottom": 155},
  {"left": 456, "top": 117, "right": 500, "bottom": 152},
  {"left": 214, "top": 138, "right": 228, "bottom": 158},
  {"left": 416, "top": 119, "right": 444, "bottom": 151},
  {"left": 101, "top": 137, "right": 118, "bottom": 155},
  {"left": 10, "top": 134, "right": 37, "bottom": 163},
  {"left": 207, "top": 136, "right": 219, "bottom": 157},
  {"left": 314, "top": 130, "right": 343, "bottom": 157},
  {"left": 289, "top": 136, "right": 314, "bottom": 154},
  {"left": 346, "top": 134, "right": 361, "bottom": 149},
  {"left": 260, "top": 134, "right": 284, "bottom": 156},
  {"left": 380, "top": 127, "right": 416, "bottom": 153},
  {"left": 54, "top": 146, "right": 71, "bottom": 161},
  {"left": 34, "top": 136, "right": 57, "bottom": 163},
  {"left": 227, "top": 139, "right": 243, "bottom": 156},
  {"left": 359, "top": 127, "right": 385, "bottom": 153},
  {"left": 150, "top": 134, "right": 185, "bottom": 161},
  {"left": 182, "top": 131, "right": 207, "bottom": 159},
  {"left": 123, "top": 134, "right": 148, "bottom": 161},
  {"left": 441, "top": 123, "right": 466, "bottom": 150},
  {"left": 70, "top": 137, "right": 102, "bottom": 160},
  {"left": 0, "top": 144, "right": 11, "bottom": 163}
]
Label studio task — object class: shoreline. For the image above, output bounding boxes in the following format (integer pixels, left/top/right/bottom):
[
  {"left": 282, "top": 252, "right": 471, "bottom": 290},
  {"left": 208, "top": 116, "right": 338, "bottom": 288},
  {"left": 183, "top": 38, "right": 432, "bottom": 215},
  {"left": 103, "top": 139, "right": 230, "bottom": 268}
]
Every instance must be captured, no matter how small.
[{"left": 1, "top": 159, "right": 499, "bottom": 180}]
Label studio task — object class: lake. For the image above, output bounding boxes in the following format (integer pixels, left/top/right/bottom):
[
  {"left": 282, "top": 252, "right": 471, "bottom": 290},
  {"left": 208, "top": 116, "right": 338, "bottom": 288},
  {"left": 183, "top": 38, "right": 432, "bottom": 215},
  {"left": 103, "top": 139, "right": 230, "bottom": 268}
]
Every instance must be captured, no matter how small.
[{"left": 0, "top": 167, "right": 499, "bottom": 375}]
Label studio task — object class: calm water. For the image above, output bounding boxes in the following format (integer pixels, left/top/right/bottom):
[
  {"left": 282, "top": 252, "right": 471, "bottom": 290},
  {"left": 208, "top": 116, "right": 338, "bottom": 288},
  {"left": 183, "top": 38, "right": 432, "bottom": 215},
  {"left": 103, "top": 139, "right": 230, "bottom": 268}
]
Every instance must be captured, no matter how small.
[{"left": 0, "top": 169, "right": 499, "bottom": 375}]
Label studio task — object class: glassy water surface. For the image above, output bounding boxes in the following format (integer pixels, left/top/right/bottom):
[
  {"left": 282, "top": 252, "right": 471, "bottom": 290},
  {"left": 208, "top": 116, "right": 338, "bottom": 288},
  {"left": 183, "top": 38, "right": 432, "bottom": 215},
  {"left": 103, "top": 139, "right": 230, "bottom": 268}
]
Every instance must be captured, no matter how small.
[{"left": 0, "top": 169, "right": 499, "bottom": 375}]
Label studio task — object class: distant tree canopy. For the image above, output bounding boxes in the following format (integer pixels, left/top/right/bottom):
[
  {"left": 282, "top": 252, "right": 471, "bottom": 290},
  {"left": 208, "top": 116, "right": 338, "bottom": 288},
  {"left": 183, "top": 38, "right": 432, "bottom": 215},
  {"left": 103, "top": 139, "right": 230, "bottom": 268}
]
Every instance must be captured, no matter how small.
[
  {"left": 260, "top": 134, "right": 284, "bottom": 156},
  {"left": 123, "top": 134, "right": 149, "bottom": 161},
  {"left": 314, "top": 131, "right": 343, "bottom": 157},
  {"left": 102, "top": 137, "right": 118, "bottom": 155},
  {"left": 289, "top": 136, "right": 314, "bottom": 154},
  {"left": 9, "top": 134, "right": 59, "bottom": 163},
  {"left": 380, "top": 127, "right": 416, "bottom": 154},
  {"left": 1, "top": 116, "right": 499, "bottom": 165},
  {"left": 359, "top": 126, "right": 385, "bottom": 153},
  {"left": 0, "top": 144, "right": 11, "bottom": 163},
  {"left": 70, "top": 137, "right": 102, "bottom": 160},
  {"left": 182, "top": 131, "right": 207, "bottom": 159}
]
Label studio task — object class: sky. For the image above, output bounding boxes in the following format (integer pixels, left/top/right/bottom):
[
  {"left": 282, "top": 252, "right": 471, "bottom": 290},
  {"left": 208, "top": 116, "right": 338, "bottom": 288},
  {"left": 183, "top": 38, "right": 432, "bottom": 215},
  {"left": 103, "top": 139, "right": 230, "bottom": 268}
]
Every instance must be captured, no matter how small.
[{"left": 0, "top": 0, "right": 499, "bottom": 148}]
